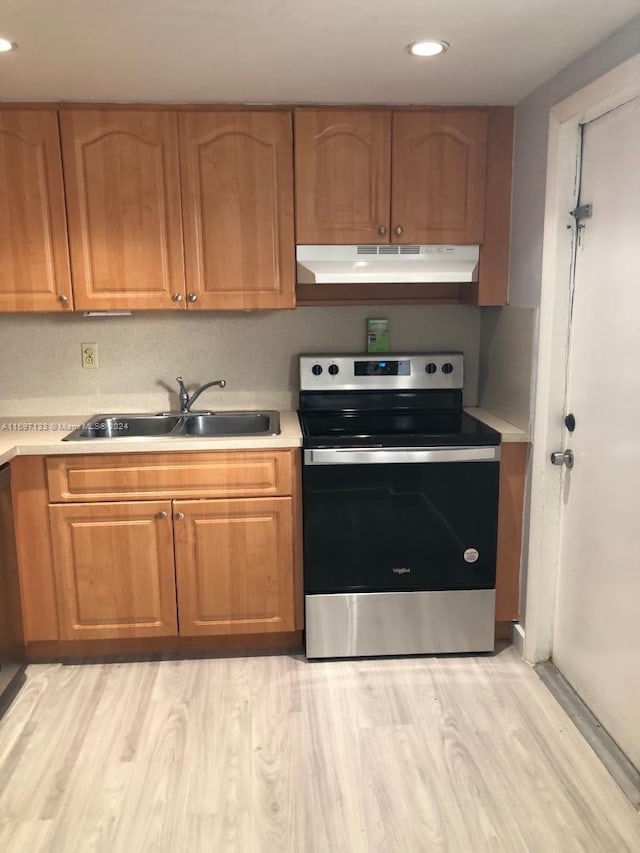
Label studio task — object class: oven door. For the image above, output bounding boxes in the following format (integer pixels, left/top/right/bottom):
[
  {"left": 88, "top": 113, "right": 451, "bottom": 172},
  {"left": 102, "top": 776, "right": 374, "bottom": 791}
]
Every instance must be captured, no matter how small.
[{"left": 303, "top": 446, "right": 500, "bottom": 595}]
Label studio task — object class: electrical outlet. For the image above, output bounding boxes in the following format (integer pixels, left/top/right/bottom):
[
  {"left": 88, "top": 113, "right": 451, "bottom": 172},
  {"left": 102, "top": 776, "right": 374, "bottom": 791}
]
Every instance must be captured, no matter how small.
[{"left": 81, "top": 343, "right": 99, "bottom": 369}]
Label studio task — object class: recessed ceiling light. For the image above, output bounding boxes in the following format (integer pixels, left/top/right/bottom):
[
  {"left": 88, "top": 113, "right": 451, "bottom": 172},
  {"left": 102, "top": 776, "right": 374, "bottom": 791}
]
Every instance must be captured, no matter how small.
[
  {"left": 407, "top": 40, "right": 449, "bottom": 58},
  {"left": 0, "top": 37, "right": 17, "bottom": 53}
]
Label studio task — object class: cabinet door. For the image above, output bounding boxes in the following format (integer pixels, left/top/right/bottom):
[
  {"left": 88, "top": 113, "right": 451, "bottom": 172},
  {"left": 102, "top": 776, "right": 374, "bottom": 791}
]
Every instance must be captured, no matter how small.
[
  {"left": 0, "top": 111, "right": 72, "bottom": 311},
  {"left": 49, "top": 501, "right": 178, "bottom": 640},
  {"left": 179, "top": 111, "right": 295, "bottom": 310},
  {"left": 294, "top": 109, "right": 391, "bottom": 244},
  {"left": 60, "top": 110, "right": 186, "bottom": 310},
  {"left": 391, "top": 111, "right": 488, "bottom": 244},
  {"left": 174, "top": 497, "right": 295, "bottom": 635}
]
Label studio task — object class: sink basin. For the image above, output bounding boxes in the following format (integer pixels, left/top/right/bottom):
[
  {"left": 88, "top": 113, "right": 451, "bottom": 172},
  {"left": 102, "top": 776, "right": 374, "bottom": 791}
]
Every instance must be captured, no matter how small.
[
  {"left": 63, "top": 410, "right": 280, "bottom": 441},
  {"left": 184, "top": 412, "right": 279, "bottom": 437},
  {"left": 64, "top": 414, "right": 183, "bottom": 440}
]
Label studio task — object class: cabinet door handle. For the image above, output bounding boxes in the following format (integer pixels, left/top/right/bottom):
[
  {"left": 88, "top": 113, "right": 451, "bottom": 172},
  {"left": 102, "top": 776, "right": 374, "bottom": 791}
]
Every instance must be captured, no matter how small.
[
  {"left": 172, "top": 293, "right": 183, "bottom": 302},
  {"left": 378, "top": 225, "right": 387, "bottom": 236},
  {"left": 394, "top": 225, "right": 404, "bottom": 236},
  {"left": 187, "top": 294, "right": 198, "bottom": 303},
  {"left": 58, "top": 294, "right": 69, "bottom": 304},
  {"left": 156, "top": 511, "right": 168, "bottom": 520},
  {"left": 174, "top": 511, "right": 185, "bottom": 520}
]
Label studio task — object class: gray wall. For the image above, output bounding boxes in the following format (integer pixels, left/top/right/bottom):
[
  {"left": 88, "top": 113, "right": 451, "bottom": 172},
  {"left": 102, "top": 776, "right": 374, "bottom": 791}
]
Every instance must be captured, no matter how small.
[
  {"left": 478, "top": 14, "right": 640, "bottom": 433},
  {"left": 0, "top": 305, "right": 481, "bottom": 416},
  {"left": 510, "top": 14, "right": 640, "bottom": 309}
]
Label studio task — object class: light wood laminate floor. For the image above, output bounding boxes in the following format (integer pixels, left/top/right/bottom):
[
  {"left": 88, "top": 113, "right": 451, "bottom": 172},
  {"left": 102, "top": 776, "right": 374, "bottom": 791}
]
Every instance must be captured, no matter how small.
[{"left": 0, "top": 645, "right": 638, "bottom": 853}]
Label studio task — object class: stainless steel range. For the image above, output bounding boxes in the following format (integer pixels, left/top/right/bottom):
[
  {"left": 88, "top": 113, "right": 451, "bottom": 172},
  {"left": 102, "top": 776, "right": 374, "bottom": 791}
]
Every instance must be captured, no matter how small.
[{"left": 298, "top": 352, "right": 501, "bottom": 659}]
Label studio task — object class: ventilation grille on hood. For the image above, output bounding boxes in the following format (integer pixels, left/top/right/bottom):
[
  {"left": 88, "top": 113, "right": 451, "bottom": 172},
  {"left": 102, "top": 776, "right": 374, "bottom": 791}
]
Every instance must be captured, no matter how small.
[{"left": 357, "top": 245, "right": 421, "bottom": 255}]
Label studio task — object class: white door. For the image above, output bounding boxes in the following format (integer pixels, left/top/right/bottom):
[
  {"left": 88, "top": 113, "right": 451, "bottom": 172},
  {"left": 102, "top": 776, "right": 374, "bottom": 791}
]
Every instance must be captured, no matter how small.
[{"left": 552, "top": 94, "right": 640, "bottom": 771}]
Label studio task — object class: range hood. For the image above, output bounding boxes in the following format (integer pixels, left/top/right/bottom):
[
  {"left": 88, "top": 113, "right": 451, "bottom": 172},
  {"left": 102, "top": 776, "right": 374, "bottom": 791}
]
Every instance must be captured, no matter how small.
[{"left": 296, "top": 244, "right": 479, "bottom": 285}]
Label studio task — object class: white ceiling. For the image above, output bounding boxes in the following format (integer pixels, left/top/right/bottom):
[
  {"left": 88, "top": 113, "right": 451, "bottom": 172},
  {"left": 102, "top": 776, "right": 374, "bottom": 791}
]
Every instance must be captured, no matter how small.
[{"left": 0, "top": 0, "right": 638, "bottom": 105}]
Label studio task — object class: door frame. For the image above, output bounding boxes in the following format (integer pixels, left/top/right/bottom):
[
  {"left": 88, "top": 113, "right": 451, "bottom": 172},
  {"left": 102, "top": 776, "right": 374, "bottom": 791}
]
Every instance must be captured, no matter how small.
[{"left": 522, "top": 53, "right": 640, "bottom": 664}]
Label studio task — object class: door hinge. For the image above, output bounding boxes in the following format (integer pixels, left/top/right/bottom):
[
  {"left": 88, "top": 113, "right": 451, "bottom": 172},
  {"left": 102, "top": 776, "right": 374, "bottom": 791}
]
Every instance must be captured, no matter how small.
[{"left": 570, "top": 203, "right": 593, "bottom": 223}]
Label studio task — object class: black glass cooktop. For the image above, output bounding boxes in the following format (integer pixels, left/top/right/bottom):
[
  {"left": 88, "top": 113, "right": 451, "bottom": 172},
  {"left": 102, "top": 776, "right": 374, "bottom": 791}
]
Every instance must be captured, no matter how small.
[
  {"left": 299, "top": 389, "right": 500, "bottom": 448},
  {"left": 299, "top": 409, "right": 500, "bottom": 449}
]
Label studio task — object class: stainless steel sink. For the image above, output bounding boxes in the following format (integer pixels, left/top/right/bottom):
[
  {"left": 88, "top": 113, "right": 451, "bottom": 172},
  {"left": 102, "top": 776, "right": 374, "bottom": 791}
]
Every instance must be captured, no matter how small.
[
  {"left": 63, "top": 411, "right": 280, "bottom": 441},
  {"left": 183, "top": 412, "right": 278, "bottom": 437}
]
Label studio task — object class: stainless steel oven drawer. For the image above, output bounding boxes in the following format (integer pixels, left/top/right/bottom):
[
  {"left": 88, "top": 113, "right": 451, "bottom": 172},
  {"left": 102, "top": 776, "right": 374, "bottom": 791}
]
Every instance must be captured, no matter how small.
[{"left": 305, "top": 589, "right": 495, "bottom": 659}]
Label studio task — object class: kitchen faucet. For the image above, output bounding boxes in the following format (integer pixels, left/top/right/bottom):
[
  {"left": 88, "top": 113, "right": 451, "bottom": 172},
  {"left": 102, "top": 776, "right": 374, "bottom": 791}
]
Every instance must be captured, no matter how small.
[{"left": 176, "top": 376, "right": 226, "bottom": 413}]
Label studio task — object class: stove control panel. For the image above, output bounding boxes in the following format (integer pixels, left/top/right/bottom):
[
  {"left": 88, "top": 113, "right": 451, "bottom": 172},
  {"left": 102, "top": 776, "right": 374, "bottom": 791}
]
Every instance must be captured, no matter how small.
[{"left": 300, "top": 353, "right": 464, "bottom": 391}]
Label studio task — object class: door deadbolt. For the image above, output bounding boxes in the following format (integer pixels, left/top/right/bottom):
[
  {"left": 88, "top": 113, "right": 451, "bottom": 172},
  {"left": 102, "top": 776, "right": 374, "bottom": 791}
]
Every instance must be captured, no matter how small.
[{"left": 550, "top": 449, "right": 574, "bottom": 469}]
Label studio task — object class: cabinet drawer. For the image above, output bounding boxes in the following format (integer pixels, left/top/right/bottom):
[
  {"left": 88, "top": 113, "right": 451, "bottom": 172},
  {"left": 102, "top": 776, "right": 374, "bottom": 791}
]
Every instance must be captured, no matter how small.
[{"left": 46, "top": 451, "right": 294, "bottom": 502}]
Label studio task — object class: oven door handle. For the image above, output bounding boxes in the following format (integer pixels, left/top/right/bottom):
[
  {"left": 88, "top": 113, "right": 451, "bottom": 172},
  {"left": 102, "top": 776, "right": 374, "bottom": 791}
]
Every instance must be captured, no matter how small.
[{"left": 304, "top": 446, "right": 501, "bottom": 465}]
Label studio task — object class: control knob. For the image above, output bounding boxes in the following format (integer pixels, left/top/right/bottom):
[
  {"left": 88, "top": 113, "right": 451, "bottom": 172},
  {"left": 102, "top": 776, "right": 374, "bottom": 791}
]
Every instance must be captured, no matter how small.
[
  {"left": 328, "top": 364, "right": 340, "bottom": 376},
  {"left": 311, "top": 364, "right": 323, "bottom": 376},
  {"left": 425, "top": 362, "right": 437, "bottom": 374},
  {"left": 442, "top": 362, "right": 454, "bottom": 374}
]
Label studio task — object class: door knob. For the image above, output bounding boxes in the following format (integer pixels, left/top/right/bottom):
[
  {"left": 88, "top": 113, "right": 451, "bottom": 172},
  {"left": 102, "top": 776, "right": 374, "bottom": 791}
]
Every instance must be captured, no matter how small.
[{"left": 551, "top": 449, "right": 574, "bottom": 469}]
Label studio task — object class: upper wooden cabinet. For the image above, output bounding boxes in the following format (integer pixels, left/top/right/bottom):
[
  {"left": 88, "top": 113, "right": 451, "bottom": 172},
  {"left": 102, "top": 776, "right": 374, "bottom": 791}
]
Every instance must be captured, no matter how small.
[
  {"left": 0, "top": 110, "right": 72, "bottom": 312},
  {"left": 391, "top": 111, "right": 488, "bottom": 244},
  {"left": 0, "top": 104, "right": 511, "bottom": 312},
  {"left": 59, "top": 110, "right": 186, "bottom": 311},
  {"left": 294, "top": 108, "right": 488, "bottom": 245},
  {"left": 179, "top": 111, "right": 295, "bottom": 310},
  {"left": 294, "top": 110, "right": 392, "bottom": 244}
]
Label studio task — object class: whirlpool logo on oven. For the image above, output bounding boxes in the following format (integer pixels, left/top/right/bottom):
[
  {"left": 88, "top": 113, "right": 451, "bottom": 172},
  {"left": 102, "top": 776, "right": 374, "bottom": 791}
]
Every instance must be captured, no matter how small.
[{"left": 392, "top": 567, "right": 411, "bottom": 575}]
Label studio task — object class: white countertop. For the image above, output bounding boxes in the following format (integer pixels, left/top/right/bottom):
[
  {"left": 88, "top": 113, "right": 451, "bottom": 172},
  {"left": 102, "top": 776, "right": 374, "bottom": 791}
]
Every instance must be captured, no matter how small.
[
  {"left": 465, "top": 407, "right": 529, "bottom": 443},
  {"left": 0, "top": 410, "right": 303, "bottom": 466},
  {"left": 0, "top": 407, "right": 528, "bottom": 466}
]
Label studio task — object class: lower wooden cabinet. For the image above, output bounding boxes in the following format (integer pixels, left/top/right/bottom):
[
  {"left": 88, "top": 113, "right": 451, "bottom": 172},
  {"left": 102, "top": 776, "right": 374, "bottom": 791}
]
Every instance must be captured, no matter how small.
[
  {"left": 49, "top": 501, "right": 178, "bottom": 640},
  {"left": 174, "top": 497, "right": 295, "bottom": 636},
  {"left": 48, "top": 495, "right": 296, "bottom": 641},
  {"left": 495, "top": 442, "right": 529, "bottom": 623},
  {"left": 39, "top": 450, "right": 300, "bottom": 646}
]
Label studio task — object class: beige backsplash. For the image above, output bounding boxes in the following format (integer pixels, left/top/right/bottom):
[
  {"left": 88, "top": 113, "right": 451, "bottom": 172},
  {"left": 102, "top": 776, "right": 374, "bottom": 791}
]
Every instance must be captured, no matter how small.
[
  {"left": 478, "top": 305, "right": 536, "bottom": 432},
  {"left": 0, "top": 305, "right": 481, "bottom": 416}
]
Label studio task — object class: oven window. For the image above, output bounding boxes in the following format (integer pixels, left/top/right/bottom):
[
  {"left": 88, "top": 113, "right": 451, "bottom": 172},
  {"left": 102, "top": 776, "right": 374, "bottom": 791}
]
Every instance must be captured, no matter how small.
[{"left": 303, "top": 461, "right": 499, "bottom": 594}]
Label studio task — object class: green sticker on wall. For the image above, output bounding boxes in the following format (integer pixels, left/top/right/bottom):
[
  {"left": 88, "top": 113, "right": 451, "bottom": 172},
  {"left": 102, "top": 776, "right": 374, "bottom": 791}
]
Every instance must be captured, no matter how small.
[{"left": 367, "top": 318, "right": 389, "bottom": 353}]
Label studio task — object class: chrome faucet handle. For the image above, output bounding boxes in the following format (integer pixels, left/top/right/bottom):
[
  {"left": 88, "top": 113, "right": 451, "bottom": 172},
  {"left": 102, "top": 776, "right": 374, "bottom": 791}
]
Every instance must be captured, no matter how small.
[{"left": 176, "top": 376, "right": 189, "bottom": 413}]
